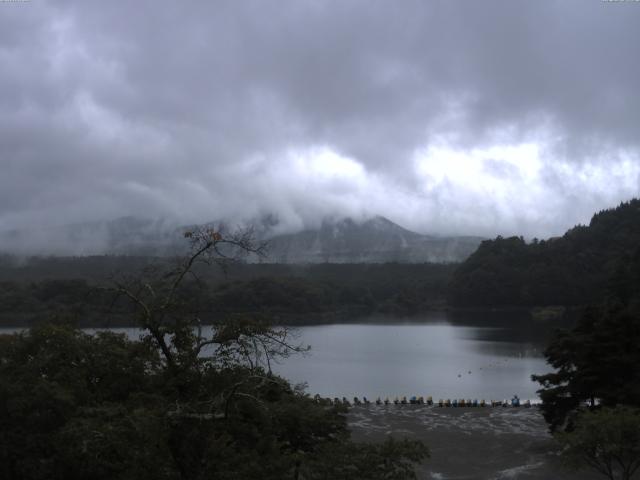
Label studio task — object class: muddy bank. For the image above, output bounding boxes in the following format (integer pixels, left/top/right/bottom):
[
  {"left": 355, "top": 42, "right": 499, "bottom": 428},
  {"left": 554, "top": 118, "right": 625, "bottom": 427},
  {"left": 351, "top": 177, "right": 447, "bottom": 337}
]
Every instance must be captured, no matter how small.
[{"left": 347, "top": 405, "right": 600, "bottom": 480}]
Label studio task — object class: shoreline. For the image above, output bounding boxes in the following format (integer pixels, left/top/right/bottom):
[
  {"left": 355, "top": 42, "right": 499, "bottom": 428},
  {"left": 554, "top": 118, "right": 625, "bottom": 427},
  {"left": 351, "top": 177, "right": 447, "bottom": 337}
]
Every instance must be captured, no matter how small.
[
  {"left": 347, "top": 405, "right": 599, "bottom": 480},
  {"left": 0, "top": 305, "right": 579, "bottom": 329}
]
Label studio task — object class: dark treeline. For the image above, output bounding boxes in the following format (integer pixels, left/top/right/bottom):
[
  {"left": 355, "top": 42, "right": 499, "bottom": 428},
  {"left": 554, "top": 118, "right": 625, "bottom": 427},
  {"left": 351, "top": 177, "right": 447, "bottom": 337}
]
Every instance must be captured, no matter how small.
[
  {"left": 440, "top": 200, "right": 640, "bottom": 476},
  {"left": 449, "top": 199, "right": 640, "bottom": 307},
  {"left": 0, "top": 229, "right": 429, "bottom": 480},
  {"left": 531, "top": 245, "right": 640, "bottom": 479},
  {"left": 0, "top": 261, "right": 455, "bottom": 327},
  {"left": 4, "top": 198, "right": 640, "bottom": 322},
  {"left": 533, "top": 246, "right": 640, "bottom": 429}
]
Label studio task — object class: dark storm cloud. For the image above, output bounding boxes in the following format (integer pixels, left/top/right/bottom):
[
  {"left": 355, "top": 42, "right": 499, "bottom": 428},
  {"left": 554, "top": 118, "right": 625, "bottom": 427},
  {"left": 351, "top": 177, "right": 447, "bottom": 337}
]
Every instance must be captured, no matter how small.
[{"left": 0, "top": 0, "right": 639, "bottom": 242}]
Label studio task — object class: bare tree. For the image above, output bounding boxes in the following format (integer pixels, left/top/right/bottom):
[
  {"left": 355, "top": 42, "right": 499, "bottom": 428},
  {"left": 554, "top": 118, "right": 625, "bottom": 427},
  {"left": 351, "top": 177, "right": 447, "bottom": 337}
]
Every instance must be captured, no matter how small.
[{"left": 108, "top": 224, "right": 307, "bottom": 374}]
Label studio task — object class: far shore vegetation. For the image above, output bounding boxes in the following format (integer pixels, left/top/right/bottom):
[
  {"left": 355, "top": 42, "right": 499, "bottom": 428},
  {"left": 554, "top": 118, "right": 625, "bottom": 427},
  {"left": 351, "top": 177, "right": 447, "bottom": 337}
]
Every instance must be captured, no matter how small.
[{"left": 1, "top": 199, "right": 640, "bottom": 478}]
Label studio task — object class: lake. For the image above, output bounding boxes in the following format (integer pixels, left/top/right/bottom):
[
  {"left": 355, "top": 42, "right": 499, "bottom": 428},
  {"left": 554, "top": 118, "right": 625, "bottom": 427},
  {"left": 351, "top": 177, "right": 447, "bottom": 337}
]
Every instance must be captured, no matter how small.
[
  {"left": 272, "top": 313, "right": 551, "bottom": 401},
  {"left": 0, "top": 311, "right": 555, "bottom": 401}
]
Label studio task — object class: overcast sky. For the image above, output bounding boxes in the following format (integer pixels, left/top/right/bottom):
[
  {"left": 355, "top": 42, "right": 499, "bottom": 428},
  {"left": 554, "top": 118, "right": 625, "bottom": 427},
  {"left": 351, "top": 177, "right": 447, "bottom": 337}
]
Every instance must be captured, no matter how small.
[{"left": 1, "top": 0, "right": 639, "bottom": 239}]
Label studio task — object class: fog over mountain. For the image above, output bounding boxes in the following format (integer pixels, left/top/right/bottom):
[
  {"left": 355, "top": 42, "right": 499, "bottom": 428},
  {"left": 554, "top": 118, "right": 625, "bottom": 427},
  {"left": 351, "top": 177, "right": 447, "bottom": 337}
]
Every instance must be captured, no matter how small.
[
  {"left": 0, "top": 215, "right": 483, "bottom": 263},
  {"left": 1, "top": 1, "right": 639, "bottom": 247},
  {"left": 262, "top": 216, "right": 482, "bottom": 264}
]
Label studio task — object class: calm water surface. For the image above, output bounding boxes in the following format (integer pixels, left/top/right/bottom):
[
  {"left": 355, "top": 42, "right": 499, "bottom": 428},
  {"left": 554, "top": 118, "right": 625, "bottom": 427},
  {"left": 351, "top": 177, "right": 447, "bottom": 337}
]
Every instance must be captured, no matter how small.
[
  {"left": 273, "top": 315, "right": 549, "bottom": 400},
  {"left": 0, "top": 312, "right": 553, "bottom": 400}
]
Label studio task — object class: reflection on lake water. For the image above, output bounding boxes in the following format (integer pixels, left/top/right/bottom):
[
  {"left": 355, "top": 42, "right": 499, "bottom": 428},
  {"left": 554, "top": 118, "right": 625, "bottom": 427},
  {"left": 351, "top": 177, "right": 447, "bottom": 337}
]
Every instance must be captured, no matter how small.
[
  {"left": 0, "top": 311, "right": 558, "bottom": 400},
  {"left": 273, "top": 312, "right": 554, "bottom": 400}
]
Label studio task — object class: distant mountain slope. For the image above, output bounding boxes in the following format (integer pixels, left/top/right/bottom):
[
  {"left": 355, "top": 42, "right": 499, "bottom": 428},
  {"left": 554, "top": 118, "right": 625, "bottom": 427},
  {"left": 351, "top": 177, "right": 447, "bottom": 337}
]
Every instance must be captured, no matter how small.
[
  {"left": 0, "top": 215, "right": 483, "bottom": 263},
  {"left": 0, "top": 217, "right": 182, "bottom": 256},
  {"left": 449, "top": 198, "right": 640, "bottom": 307},
  {"left": 262, "top": 216, "right": 482, "bottom": 263}
]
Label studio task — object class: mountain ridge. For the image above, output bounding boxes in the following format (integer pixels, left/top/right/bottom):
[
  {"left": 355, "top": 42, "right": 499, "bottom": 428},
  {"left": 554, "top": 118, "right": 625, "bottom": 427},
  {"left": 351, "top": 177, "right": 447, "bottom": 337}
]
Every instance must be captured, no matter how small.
[
  {"left": 0, "top": 215, "right": 484, "bottom": 263},
  {"left": 449, "top": 198, "right": 640, "bottom": 307}
]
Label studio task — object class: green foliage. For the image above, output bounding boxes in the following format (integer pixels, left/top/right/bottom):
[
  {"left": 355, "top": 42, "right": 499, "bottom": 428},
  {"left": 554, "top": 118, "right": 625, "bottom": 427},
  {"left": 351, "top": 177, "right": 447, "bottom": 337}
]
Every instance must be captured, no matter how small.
[
  {"left": 0, "top": 322, "right": 427, "bottom": 479},
  {"left": 533, "top": 242, "right": 640, "bottom": 432},
  {"left": 0, "top": 324, "right": 166, "bottom": 480},
  {"left": 533, "top": 304, "right": 640, "bottom": 431},
  {"left": 450, "top": 199, "right": 640, "bottom": 307},
  {"left": 556, "top": 407, "right": 640, "bottom": 480},
  {"left": 302, "top": 437, "right": 429, "bottom": 480},
  {"left": 0, "top": 262, "right": 455, "bottom": 328},
  {"left": 0, "top": 227, "right": 428, "bottom": 479}
]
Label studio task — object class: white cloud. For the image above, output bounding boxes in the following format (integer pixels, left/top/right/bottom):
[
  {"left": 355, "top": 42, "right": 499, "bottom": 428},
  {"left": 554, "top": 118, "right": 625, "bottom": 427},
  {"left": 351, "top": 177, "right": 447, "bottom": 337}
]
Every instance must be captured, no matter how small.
[{"left": 0, "top": 0, "right": 639, "bottom": 247}]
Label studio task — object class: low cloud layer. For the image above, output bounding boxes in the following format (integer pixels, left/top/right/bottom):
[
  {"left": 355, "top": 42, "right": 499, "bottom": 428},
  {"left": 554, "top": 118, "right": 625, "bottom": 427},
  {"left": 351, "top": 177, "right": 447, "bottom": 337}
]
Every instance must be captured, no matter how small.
[{"left": 1, "top": 0, "right": 639, "bottom": 243}]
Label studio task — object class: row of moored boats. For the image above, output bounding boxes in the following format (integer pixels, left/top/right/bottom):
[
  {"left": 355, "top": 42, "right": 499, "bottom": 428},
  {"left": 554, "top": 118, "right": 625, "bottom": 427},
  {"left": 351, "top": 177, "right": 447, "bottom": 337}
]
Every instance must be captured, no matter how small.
[{"left": 313, "top": 395, "right": 535, "bottom": 408}]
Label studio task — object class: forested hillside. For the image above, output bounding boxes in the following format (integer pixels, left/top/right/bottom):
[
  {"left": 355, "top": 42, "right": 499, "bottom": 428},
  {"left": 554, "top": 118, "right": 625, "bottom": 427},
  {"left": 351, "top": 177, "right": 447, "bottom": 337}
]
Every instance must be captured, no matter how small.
[
  {"left": 0, "top": 262, "right": 454, "bottom": 327},
  {"left": 449, "top": 199, "right": 640, "bottom": 307}
]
